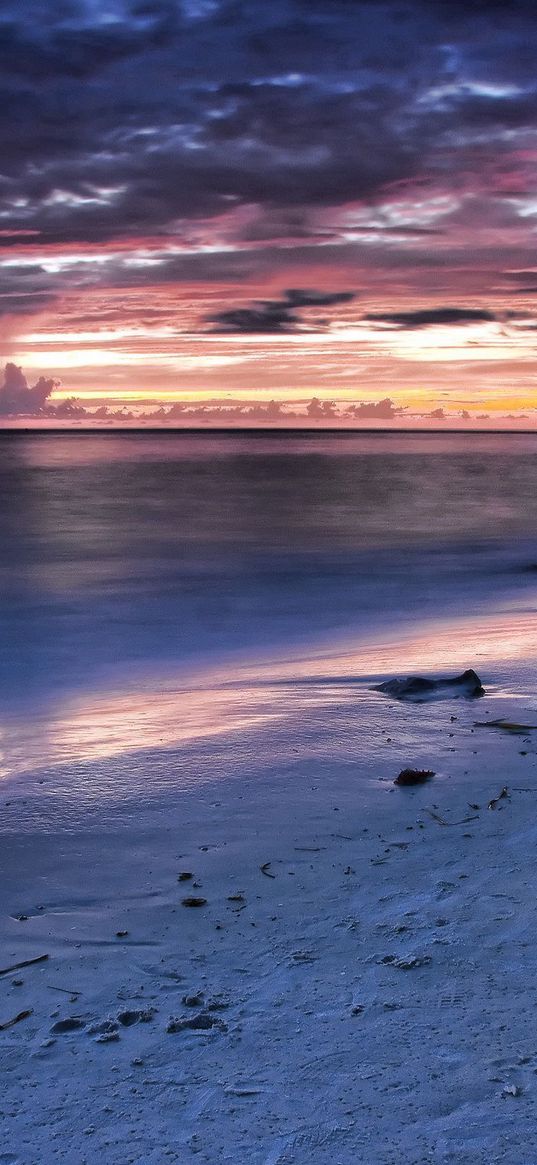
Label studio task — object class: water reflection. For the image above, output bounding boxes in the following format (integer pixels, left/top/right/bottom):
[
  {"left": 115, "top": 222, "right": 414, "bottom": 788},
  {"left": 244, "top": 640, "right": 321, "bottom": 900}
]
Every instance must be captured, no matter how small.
[
  {"left": 2, "top": 431, "right": 537, "bottom": 709},
  {"left": 1, "top": 430, "right": 537, "bottom": 792},
  {"left": 1, "top": 603, "right": 536, "bottom": 785}
]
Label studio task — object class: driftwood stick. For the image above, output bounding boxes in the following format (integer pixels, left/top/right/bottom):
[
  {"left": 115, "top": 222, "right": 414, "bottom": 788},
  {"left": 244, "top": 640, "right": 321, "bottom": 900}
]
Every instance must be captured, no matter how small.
[
  {"left": 0, "top": 954, "right": 49, "bottom": 978},
  {"left": 47, "top": 985, "right": 81, "bottom": 996},
  {"left": 425, "top": 810, "right": 480, "bottom": 827},
  {"left": 0, "top": 1009, "right": 33, "bottom": 1031}
]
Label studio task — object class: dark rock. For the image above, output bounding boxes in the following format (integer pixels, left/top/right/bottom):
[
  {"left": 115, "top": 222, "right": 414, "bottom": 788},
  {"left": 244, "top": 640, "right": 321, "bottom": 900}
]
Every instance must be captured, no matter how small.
[
  {"left": 373, "top": 668, "right": 484, "bottom": 702},
  {"left": 395, "top": 768, "right": 435, "bottom": 786},
  {"left": 181, "top": 896, "right": 207, "bottom": 908},
  {"left": 178, "top": 871, "right": 193, "bottom": 881}
]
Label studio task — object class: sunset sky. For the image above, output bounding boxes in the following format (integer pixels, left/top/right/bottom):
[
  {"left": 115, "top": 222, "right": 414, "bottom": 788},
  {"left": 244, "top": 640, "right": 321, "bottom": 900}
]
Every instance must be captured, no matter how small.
[{"left": 2, "top": 0, "right": 537, "bottom": 422}]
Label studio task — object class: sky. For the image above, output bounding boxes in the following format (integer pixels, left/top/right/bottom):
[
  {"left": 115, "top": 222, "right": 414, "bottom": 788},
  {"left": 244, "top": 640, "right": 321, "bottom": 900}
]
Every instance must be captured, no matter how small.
[{"left": 1, "top": 0, "right": 537, "bottom": 424}]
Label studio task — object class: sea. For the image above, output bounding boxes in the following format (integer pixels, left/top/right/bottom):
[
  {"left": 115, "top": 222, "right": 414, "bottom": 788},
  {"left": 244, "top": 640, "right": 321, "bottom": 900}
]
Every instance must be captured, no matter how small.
[{"left": 1, "top": 429, "right": 537, "bottom": 821}]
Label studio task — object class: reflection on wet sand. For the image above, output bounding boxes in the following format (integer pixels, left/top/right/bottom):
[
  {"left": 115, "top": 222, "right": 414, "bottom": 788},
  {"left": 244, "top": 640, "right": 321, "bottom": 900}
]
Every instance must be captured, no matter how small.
[{"left": 2, "top": 604, "right": 536, "bottom": 782}]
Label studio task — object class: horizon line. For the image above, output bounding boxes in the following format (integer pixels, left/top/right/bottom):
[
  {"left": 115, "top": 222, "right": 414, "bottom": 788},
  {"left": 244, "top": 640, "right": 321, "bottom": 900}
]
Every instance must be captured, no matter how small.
[{"left": 1, "top": 425, "right": 537, "bottom": 436}]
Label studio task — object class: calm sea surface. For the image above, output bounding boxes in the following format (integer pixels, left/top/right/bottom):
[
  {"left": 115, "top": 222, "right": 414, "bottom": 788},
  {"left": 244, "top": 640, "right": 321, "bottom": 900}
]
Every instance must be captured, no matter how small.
[{"left": 1, "top": 429, "right": 537, "bottom": 799}]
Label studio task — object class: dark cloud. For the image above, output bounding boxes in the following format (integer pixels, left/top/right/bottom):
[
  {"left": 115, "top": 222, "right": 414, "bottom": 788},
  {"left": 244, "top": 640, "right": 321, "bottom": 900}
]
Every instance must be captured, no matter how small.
[
  {"left": 208, "top": 288, "right": 355, "bottom": 332},
  {"left": 0, "top": 0, "right": 535, "bottom": 250},
  {"left": 0, "top": 0, "right": 535, "bottom": 378},
  {"left": 365, "top": 308, "right": 496, "bottom": 328}
]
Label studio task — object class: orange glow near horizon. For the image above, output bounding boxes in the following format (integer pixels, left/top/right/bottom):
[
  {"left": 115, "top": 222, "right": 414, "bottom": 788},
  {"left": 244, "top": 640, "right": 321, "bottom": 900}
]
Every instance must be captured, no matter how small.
[{"left": 2, "top": 225, "right": 537, "bottom": 423}]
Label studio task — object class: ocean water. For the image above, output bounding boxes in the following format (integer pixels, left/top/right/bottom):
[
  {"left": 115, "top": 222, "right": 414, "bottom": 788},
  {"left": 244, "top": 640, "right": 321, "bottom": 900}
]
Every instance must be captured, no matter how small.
[{"left": 1, "top": 429, "right": 537, "bottom": 805}]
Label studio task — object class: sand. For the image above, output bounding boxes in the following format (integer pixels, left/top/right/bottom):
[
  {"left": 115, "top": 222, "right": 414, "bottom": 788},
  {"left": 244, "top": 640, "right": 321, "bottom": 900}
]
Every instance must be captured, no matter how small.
[{"left": 1, "top": 622, "right": 537, "bottom": 1163}]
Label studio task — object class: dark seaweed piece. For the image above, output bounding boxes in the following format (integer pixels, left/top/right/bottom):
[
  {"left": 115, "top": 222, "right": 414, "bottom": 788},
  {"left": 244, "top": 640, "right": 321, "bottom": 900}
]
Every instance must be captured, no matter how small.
[{"left": 394, "top": 769, "right": 435, "bottom": 786}]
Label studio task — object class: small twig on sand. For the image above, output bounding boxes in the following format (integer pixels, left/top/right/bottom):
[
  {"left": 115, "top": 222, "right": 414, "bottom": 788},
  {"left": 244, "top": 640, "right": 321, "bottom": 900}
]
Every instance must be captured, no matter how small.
[
  {"left": 260, "top": 862, "right": 276, "bottom": 879},
  {"left": 0, "top": 954, "right": 48, "bottom": 978},
  {"left": 474, "top": 719, "right": 537, "bottom": 733},
  {"left": 47, "top": 985, "right": 81, "bottom": 996},
  {"left": 425, "top": 810, "right": 480, "bottom": 827},
  {"left": 488, "top": 786, "right": 510, "bottom": 810},
  {"left": 0, "top": 1009, "right": 32, "bottom": 1031}
]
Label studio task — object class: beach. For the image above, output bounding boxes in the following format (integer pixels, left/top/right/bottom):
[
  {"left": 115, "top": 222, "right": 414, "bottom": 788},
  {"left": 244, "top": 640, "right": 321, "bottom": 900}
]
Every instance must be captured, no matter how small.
[
  {"left": 1, "top": 432, "right": 537, "bottom": 1163},
  {"left": 1, "top": 610, "right": 537, "bottom": 1162}
]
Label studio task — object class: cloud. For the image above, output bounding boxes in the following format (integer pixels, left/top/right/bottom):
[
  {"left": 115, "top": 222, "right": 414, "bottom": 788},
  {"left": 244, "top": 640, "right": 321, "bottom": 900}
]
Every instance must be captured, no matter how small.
[
  {"left": 0, "top": 361, "right": 90, "bottom": 417},
  {"left": 0, "top": 0, "right": 537, "bottom": 399},
  {"left": 365, "top": 308, "right": 496, "bottom": 328},
  {"left": 0, "top": 362, "right": 59, "bottom": 415},
  {"left": 345, "top": 398, "right": 404, "bottom": 419},
  {"left": 0, "top": 0, "right": 534, "bottom": 252},
  {"left": 161, "top": 398, "right": 298, "bottom": 423},
  {"left": 208, "top": 288, "right": 355, "bottom": 332}
]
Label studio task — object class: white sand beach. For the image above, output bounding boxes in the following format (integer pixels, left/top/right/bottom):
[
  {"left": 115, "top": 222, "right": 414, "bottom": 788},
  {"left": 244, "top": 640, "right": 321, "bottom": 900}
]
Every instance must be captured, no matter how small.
[{"left": 2, "top": 608, "right": 537, "bottom": 1165}]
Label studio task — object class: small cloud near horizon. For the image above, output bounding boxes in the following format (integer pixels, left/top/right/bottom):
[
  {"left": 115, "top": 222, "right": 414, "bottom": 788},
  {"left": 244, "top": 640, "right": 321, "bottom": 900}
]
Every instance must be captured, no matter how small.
[{"left": 0, "top": 363, "right": 533, "bottom": 426}]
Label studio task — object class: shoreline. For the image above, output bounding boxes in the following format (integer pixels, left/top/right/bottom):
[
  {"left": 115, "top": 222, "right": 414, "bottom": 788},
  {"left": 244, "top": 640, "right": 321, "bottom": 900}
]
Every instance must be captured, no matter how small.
[{"left": 1, "top": 597, "right": 536, "bottom": 796}]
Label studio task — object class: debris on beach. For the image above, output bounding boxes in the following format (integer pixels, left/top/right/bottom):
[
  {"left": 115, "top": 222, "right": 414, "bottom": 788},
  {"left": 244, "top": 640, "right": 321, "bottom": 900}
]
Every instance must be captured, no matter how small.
[
  {"left": 0, "top": 954, "right": 48, "bottom": 978},
  {"left": 0, "top": 1008, "right": 33, "bottom": 1031},
  {"left": 181, "top": 896, "right": 207, "bottom": 907},
  {"left": 474, "top": 719, "right": 537, "bottom": 734},
  {"left": 373, "top": 669, "right": 484, "bottom": 702},
  {"left": 425, "top": 809, "right": 479, "bottom": 826},
  {"left": 178, "top": 871, "right": 193, "bottom": 881},
  {"left": 260, "top": 862, "right": 276, "bottom": 878},
  {"left": 395, "top": 768, "right": 435, "bottom": 786},
  {"left": 488, "top": 786, "right": 510, "bottom": 810},
  {"left": 502, "top": 1083, "right": 523, "bottom": 1098},
  {"left": 47, "top": 984, "right": 81, "bottom": 998}
]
